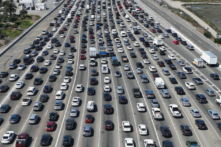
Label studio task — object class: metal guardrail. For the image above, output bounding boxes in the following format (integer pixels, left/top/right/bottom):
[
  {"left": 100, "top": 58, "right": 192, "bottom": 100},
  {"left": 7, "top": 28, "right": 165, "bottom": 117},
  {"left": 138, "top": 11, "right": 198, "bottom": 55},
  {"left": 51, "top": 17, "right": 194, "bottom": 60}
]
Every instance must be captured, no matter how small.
[{"left": 0, "top": 0, "right": 65, "bottom": 57}]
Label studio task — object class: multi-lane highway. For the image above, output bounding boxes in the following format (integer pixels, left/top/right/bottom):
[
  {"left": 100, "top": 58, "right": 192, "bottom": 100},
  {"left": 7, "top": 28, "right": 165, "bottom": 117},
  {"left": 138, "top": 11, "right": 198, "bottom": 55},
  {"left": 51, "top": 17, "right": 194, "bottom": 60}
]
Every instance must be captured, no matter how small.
[{"left": 0, "top": 0, "right": 221, "bottom": 146}]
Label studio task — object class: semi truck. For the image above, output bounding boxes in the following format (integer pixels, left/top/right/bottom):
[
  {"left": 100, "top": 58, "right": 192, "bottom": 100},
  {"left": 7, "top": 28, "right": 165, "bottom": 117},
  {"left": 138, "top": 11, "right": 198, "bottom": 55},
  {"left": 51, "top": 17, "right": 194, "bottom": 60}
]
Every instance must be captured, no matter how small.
[
  {"left": 192, "top": 58, "right": 204, "bottom": 67},
  {"left": 200, "top": 51, "right": 217, "bottom": 66},
  {"left": 89, "top": 47, "right": 97, "bottom": 58}
]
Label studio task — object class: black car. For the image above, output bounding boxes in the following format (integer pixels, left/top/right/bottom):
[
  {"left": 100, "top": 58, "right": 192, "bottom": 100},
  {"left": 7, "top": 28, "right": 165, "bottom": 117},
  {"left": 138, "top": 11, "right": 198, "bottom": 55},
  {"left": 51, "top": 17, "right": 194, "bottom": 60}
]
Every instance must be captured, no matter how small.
[
  {"left": 105, "top": 120, "right": 113, "bottom": 130},
  {"left": 181, "top": 40, "right": 187, "bottom": 45},
  {"left": 49, "top": 75, "right": 56, "bottom": 82},
  {"left": 57, "top": 57, "right": 64, "bottom": 63},
  {"left": 91, "top": 69, "right": 98, "bottom": 76},
  {"left": 217, "top": 123, "right": 221, "bottom": 130},
  {"left": 144, "top": 23, "right": 149, "bottom": 28},
  {"left": 166, "top": 29, "right": 172, "bottom": 33},
  {"left": 0, "top": 85, "right": 9, "bottom": 93},
  {"left": 44, "top": 37, "right": 50, "bottom": 41},
  {"left": 36, "top": 45, "right": 42, "bottom": 50},
  {"left": 37, "top": 56, "right": 44, "bottom": 62},
  {"left": 195, "top": 119, "right": 207, "bottom": 130},
  {"left": 195, "top": 94, "right": 207, "bottom": 103},
  {"left": 40, "top": 134, "right": 51, "bottom": 146},
  {"left": 34, "top": 78, "right": 42, "bottom": 85},
  {"left": 10, "top": 91, "right": 21, "bottom": 100},
  {"left": 10, "top": 114, "right": 20, "bottom": 124},
  {"left": 109, "top": 52, "right": 115, "bottom": 57},
  {"left": 103, "top": 93, "right": 111, "bottom": 101},
  {"left": 81, "top": 43, "right": 86, "bottom": 48},
  {"left": 180, "top": 125, "right": 192, "bottom": 135},
  {"left": 193, "top": 78, "right": 203, "bottom": 85},
  {"left": 48, "top": 33, "right": 53, "bottom": 37},
  {"left": 43, "top": 85, "right": 52, "bottom": 93},
  {"left": 87, "top": 87, "right": 95, "bottom": 95},
  {"left": 65, "top": 69, "right": 72, "bottom": 76},
  {"left": 0, "top": 104, "right": 10, "bottom": 112},
  {"left": 169, "top": 77, "right": 177, "bottom": 84},
  {"left": 159, "top": 50, "right": 165, "bottom": 55},
  {"left": 65, "top": 118, "right": 75, "bottom": 130},
  {"left": 30, "top": 65, "right": 39, "bottom": 72},
  {"left": 39, "top": 94, "right": 49, "bottom": 102},
  {"left": 25, "top": 73, "right": 33, "bottom": 79},
  {"left": 136, "top": 62, "right": 143, "bottom": 68},
  {"left": 104, "top": 104, "right": 112, "bottom": 114},
  {"left": 172, "top": 33, "right": 177, "bottom": 37},
  {"left": 157, "top": 29, "right": 163, "bottom": 33},
  {"left": 169, "top": 64, "right": 176, "bottom": 70},
  {"left": 160, "top": 126, "right": 172, "bottom": 137},
  {"left": 63, "top": 135, "right": 72, "bottom": 146},
  {"left": 50, "top": 54, "right": 56, "bottom": 60},
  {"left": 90, "top": 78, "right": 97, "bottom": 85},
  {"left": 70, "top": 46, "right": 76, "bottom": 52},
  {"left": 39, "top": 67, "right": 47, "bottom": 74},
  {"left": 210, "top": 73, "right": 219, "bottom": 80},
  {"left": 13, "top": 59, "right": 21, "bottom": 64},
  {"left": 177, "top": 72, "right": 186, "bottom": 79},
  {"left": 162, "top": 140, "right": 173, "bottom": 147},
  {"left": 130, "top": 52, "right": 136, "bottom": 58},
  {"left": 165, "top": 59, "right": 172, "bottom": 64},
  {"left": 49, "top": 112, "right": 58, "bottom": 121},
  {"left": 0, "top": 72, "right": 8, "bottom": 78},
  {"left": 40, "top": 41, "right": 46, "bottom": 46},
  {"left": 174, "top": 87, "right": 185, "bottom": 95},
  {"left": 119, "top": 95, "right": 127, "bottom": 104},
  {"left": 23, "top": 48, "right": 31, "bottom": 54}
]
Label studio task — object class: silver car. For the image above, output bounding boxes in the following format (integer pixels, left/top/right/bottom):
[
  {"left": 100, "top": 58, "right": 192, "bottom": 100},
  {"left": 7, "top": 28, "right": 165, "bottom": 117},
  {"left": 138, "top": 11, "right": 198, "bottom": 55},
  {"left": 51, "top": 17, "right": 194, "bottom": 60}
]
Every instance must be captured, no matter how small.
[
  {"left": 136, "top": 68, "right": 143, "bottom": 74},
  {"left": 151, "top": 99, "right": 160, "bottom": 108},
  {"left": 54, "top": 100, "right": 62, "bottom": 110},
  {"left": 124, "top": 65, "right": 130, "bottom": 71},
  {"left": 145, "top": 90, "right": 155, "bottom": 98},
  {"left": 162, "top": 69, "right": 170, "bottom": 75},
  {"left": 160, "top": 89, "right": 170, "bottom": 98},
  {"left": 70, "top": 108, "right": 78, "bottom": 117},
  {"left": 190, "top": 109, "right": 201, "bottom": 117},
  {"left": 205, "top": 89, "right": 215, "bottom": 96},
  {"left": 33, "top": 102, "right": 42, "bottom": 111},
  {"left": 126, "top": 71, "right": 134, "bottom": 79},
  {"left": 180, "top": 98, "right": 191, "bottom": 107},
  {"left": 53, "top": 69, "right": 60, "bottom": 75},
  {"left": 116, "top": 43, "right": 122, "bottom": 48},
  {"left": 29, "top": 114, "right": 39, "bottom": 124},
  {"left": 152, "top": 54, "right": 159, "bottom": 60},
  {"left": 177, "top": 60, "right": 185, "bottom": 66},
  {"left": 117, "top": 86, "right": 124, "bottom": 94},
  {"left": 208, "top": 110, "right": 220, "bottom": 120},
  {"left": 140, "top": 75, "right": 149, "bottom": 83}
]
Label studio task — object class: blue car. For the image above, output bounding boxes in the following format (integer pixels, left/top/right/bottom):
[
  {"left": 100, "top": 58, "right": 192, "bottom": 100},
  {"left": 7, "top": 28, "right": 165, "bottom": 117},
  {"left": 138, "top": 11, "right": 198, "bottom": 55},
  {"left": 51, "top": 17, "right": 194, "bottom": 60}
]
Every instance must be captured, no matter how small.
[
  {"left": 65, "top": 43, "right": 70, "bottom": 47},
  {"left": 42, "top": 50, "right": 48, "bottom": 56},
  {"left": 66, "top": 65, "right": 72, "bottom": 70},
  {"left": 117, "top": 21, "right": 120, "bottom": 24}
]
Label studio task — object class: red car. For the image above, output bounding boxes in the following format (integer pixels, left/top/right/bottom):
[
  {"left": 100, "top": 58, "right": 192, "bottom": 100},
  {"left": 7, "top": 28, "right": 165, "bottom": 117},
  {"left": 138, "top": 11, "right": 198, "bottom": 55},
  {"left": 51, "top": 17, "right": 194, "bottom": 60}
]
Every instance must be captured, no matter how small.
[
  {"left": 85, "top": 114, "right": 93, "bottom": 123},
  {"left": 62, "top": 27, "right": 67, "bottom": 31},
  {"left": 80, "top": 54, "right": 86, "bottom": 60},
  {"left": 69, "top": 35, "right": 74, "bottom": 39},
  {"left": 76, "top": 16, "right": 80, "bottom": 20},
  {"left": 16, "top": 133, "right": 29, "bottom": 147},
  {"left": 153, "top": 73, "right": 159, "bottom": 79},
  {"left": 150, "top": 29, "right": 156, "bottom": 33},
  {"left": 81, "top": 49, "right": 86, "bottom": 53},
  {"left": 90, "top": 35, "right": 94, "bottom": 39},
  {"left": 46, "top": 121, "right": 55, "bottom": 131},
  {"left": 173, "top": 40, "right": 179, "bottom": 45},
  {"left": 55, "top": 23, "right": 60, "bottom": 27},
  {"left": 59, "top": 30, "right": 63, "bottom": 34}
]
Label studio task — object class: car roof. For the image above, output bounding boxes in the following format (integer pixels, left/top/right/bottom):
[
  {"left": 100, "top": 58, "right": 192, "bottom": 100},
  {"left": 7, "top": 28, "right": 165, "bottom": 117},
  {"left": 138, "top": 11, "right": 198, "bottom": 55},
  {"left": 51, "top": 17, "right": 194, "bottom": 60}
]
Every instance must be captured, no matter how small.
[{"left": 84, "top": 125, "right": 91, "bottom": 130}]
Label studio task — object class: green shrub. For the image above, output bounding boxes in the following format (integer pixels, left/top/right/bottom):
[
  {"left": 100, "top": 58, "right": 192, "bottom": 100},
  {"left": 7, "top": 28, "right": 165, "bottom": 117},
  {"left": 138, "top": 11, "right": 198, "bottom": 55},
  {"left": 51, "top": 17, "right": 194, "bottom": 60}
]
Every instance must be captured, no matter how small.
[
  {"left": 214, "top": 38, "right": 221, "bottom": 44},
  {"left": 3, "top": 29, "right": 21, "bottom": 38},
  {"left": 20, "top": 21, "right": 33, "bottom": 28},
  {"left": 204, "top": 31, "right": 212, "bottom": 38}
]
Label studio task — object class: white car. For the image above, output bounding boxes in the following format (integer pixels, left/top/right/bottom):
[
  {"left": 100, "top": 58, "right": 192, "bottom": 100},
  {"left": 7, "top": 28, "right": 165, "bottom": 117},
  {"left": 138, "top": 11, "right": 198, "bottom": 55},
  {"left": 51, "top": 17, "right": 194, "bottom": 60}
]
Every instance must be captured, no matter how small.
[
  {"left": 149, "top": 48, "right": 155, "bottom": 54},
  {"left": 183, "top": 67, "right": 192, "bottom": 73},
  {"left": 133, "top": 42, "right": 140, "bottom": 47},
  {"left": 44, "top": 60, "right": 51, "bottom": 66},
  {"left": 104, "top": 85, "right": 111, "bottom": 92},
  {"left": 158, "top": 34, "right": 164, "bottom": 39},
  {"left": 63, "top": 77, "right": 71, "bottom": 83},
  {"left": 126, "top": 29, "right": 131, "bottom": 33},
  {"left": 53, "top": 69, "right": 60, "bottom": 75},
  {"left": 9, "top": 74, "right": 19, "bottom": 81},
  {"left": 55, "top": 63, "right": 62, "bottom": 69},
  {"left": 104, "top": 77, "right": 110, "bottom": 83},
  {"left": 137, "top": 103, "right": 146, "bottom": 112},
  {"left": 137, "top": 26, "right": 141, "bottom": 30},
  {"left": 72, "top": 97, "right": 80, "bottom": 106},
  {"left": 121, "top": 31, "right": 127, "bottom": 37},
  {"left": 60, "top": 83, "right": 68, "bottom": 90},
  {"left": 101, "top": 58, "right": 107, "bottom": 64},
  {"left": 185, "top": 82, "right": 195, "bottom": 89},
  {"left": 138, "top": 124, "right": 148, "bottom": 135},
  {"left": 124, "top": 138, "right": 134, "bottom": 147},
  {"left": 60, "top": 34, "right": 65, "bottom": 38},
  {"left": 89, "top": 21, "right": 94, "bottom": 26},
  {"left": 79, "top": 64, "right": 85, "bottom": 70},
  {"left": 18, "top": 64, "right": 26, "bottom": 70},
  {"left": 122, "top": 121, "right": 131, "bottom": 132},
  {"left": 36, "top": 35, "right": 42, "bottom": 40},
  {"left": 75, "top": 84, "right": 83, "bottom": 92},
  {"left": 68, "top": 59, "right": 73, "bottom": 64},
  {"left": 112, "top": 29, "right": 117, "bottom": 34},
  {"left": 114, "top": 38, "right": 120, "bottom": 43},
  {"left": 1, "top": 131, "right": 15, "bottom": 144},
  {"left": 159, "top": 46, "right": 167, "bottom": 51},
  {"left": 124, "top": 65, "right": 130, "bottom": 71},
  {"left": 27, "top": 87, "right": 37, "bottom": 96},
  {"left": 15, "top": 81, "right": 25, "bottom": 89},
  {"left": 143, "top": 59, "right": 150, "bottom": 64},
  {"left": 54, "top": 49, "right": 59, "bottom": 54},
  {"left": 59, "top": 51, "right": 65, "bottom": 56},
  {"left": 22, "top": 97, "right": 31, "bottom": 106},
  {"left": 55, "top": 91, "right": 65, "bottom": 99},
  {"left": 70, "top": 108, "right": 78, "bottom": 117},
  {"left": 149, "top": 66, "right": 157, "bottom": 72},
  {"left": 52, "top": 27, "right": 57, "bottom": 32},
  {"left": 144, "top": 139, "right": 156, "bottom": 147},
  {"left": 42, "top": 29, "right": 48, "bottom": 35},
  {"left": 118, "top": 48, "right": 124, "bottom": 53},
  {"left": 47, "top": 44, "right": 53, "bottom": 49},
  {"left": 168, "top": 54, "right": 176, "bottom": 60},
  {"left": 127, "top": 45, "right": 133, "bottom": 50}
]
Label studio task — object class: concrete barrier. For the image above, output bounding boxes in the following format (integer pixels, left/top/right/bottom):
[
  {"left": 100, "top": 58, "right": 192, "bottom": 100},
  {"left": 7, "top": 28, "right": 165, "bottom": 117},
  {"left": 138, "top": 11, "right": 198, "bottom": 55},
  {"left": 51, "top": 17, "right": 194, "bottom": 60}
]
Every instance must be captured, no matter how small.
[{"left": 0, "top": 0, "right": 65, "bottom": 57}]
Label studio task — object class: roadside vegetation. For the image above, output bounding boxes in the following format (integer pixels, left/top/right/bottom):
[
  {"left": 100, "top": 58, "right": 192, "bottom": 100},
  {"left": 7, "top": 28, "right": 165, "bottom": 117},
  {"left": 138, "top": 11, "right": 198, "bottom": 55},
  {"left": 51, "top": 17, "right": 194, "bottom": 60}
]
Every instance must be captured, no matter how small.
[
  {"left": 173, "top": 0, "right": 221, "bottom": 2},
  {"left": 0, "top": 1, "right": 40, "bottom": 47}
]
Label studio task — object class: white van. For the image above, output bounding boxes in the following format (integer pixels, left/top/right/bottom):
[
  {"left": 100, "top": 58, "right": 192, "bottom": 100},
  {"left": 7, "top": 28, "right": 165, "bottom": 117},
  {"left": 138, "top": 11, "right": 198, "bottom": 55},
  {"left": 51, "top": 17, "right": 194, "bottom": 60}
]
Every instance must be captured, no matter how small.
[
  {"left": 91, "top": 15, "right": 95, "bottom": 20},
  {"left": 87, "top": 101, "right": 95, "bottom": 111}
]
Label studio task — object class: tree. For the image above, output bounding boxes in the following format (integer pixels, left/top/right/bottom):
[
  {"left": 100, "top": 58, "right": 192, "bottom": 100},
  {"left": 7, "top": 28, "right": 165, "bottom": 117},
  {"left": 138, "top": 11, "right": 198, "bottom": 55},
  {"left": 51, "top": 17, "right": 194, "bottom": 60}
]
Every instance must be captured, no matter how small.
[
  {"left": 20, "top": 9, "right": 27, "bottom": 19},
  {"left": 2, "top": 1, "right": 17, "bottom": 15}
]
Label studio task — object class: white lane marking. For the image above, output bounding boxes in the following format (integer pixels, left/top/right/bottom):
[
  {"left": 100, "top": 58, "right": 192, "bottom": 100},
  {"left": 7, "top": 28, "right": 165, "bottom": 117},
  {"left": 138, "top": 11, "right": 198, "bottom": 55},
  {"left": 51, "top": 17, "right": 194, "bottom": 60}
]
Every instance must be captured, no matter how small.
[
  {"left": 198, "top": 40, "right": 202, "bottom": 43},
  {"left": 53, "top": 90, "right": 56, "bottom": 95},
  {"left": 0, "top": 129, "right": 2, "bottom": 133},
  {"left": 45, "top": 110, "right": 48, "bottom": 116},
  {"left": 59, "top": 75, "right": 61, "bottom": 79},
  {"left": 14, "top": 105, "right": 18, "bottom": 111},
  {"left": 33, "top": 137, "right": 38, "bottom": 147},
  {"left": 189, "top": 33, "right": 192, "bottom": 36}
]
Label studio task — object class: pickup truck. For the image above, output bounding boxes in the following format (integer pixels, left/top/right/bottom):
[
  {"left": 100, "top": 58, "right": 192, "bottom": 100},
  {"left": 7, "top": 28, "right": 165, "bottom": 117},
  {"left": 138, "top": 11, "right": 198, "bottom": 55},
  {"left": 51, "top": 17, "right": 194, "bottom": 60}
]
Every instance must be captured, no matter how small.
[
  {"left": 121, "top": 55, "right": 128, "bottom": 62},
  {"left": 22, "top": 98, "right": 31, "bottom": 106},
  {"left": 132, "top": 88, "right": 141, "bottom": 98},
  {"left": 169, "top": 104, "right": 182, "bottom": 117},
  {"left": 152, "top": 108, "right": 163, "bottom": 120},
  {"left": 186, "top": 140, "right": 199, "bottom": 147}
]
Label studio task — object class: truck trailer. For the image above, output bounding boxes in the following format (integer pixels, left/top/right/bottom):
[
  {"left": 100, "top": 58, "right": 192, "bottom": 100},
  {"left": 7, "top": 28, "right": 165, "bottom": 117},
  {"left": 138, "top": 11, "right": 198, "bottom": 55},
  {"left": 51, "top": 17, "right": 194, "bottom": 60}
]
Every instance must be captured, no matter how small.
[{"left": 200, "top": 51, "right": 217, "bottom": 66}]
